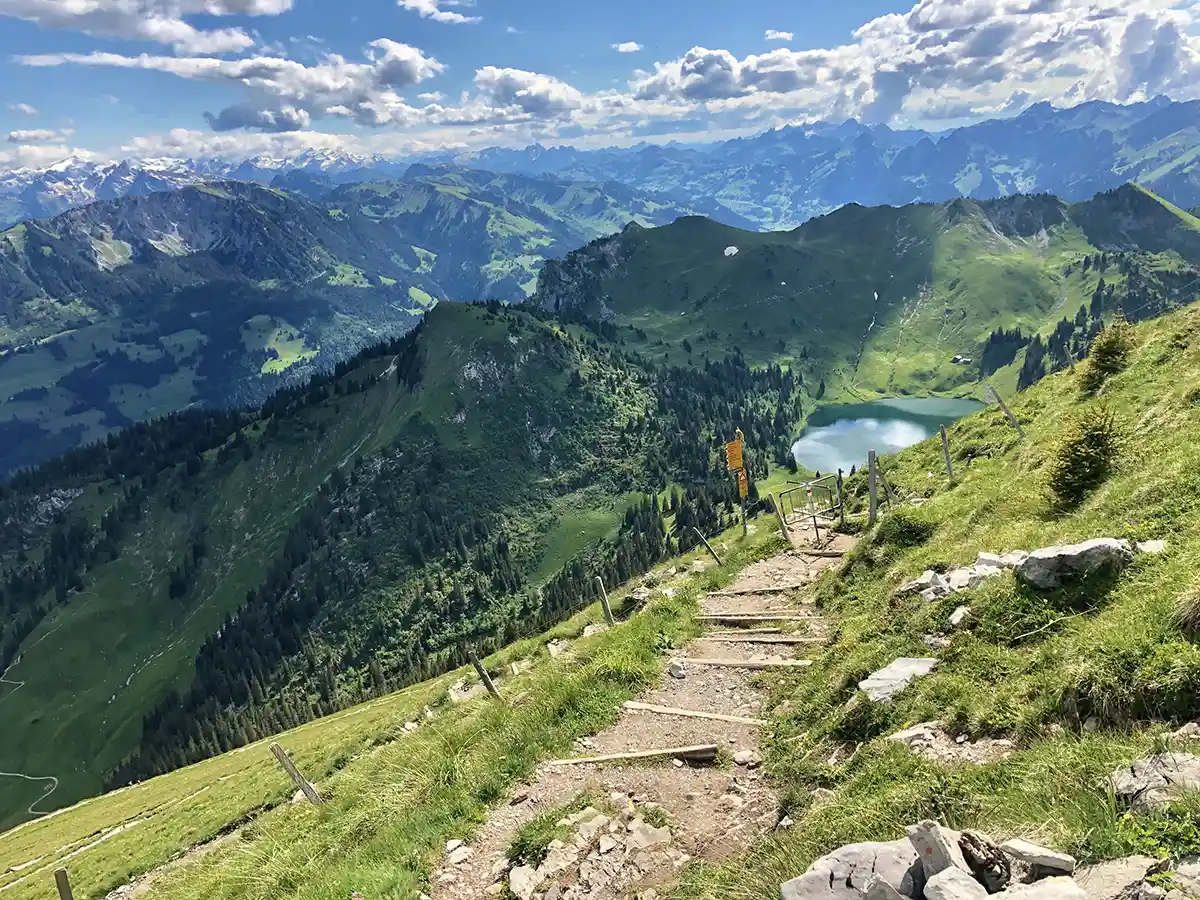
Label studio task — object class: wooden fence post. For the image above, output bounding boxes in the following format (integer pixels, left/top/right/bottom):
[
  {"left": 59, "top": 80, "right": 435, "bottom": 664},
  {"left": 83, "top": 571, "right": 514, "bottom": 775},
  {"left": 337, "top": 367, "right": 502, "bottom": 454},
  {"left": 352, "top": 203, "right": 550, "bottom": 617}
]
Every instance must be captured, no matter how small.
[
  {"left": 836, "top": 470, "right": 846, "bottom": 529},
  {"left": 770, "top": 494, "right": 790, "bottom": 537},
  {"left": 468, "top": 650, "right": 502, "bottom": 701},
  {"left": 867, "top": 450, "right": 878, "bottom": 526},
  {"left": 594, "top": 576, "right": 615, "bottom": 626},
  {"left": 269, "top": 742, "right": 322, "bottom": 805},
  {"left": 986, "top": 384, "right": 1024, "bottom": 438},
  {"left": 692, "top": 527, "right": 724, "bottom": 566},
  {"left": 940, "top": 426, "right": 954, "bottom": 481},
  {"left": 54, "top": 868, "right": 74, "bottom": 900}
]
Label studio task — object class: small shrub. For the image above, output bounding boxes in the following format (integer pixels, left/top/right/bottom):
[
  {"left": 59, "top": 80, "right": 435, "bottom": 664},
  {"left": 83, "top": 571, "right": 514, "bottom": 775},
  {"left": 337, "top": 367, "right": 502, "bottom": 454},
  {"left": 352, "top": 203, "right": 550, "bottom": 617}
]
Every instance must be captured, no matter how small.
[
  {"left": 1048, "top": 403, "right": 1122, "bottom": 509},
  {"left": 873, "top": 510, "right": 936, "bottom": 549},
  {"left": 1173, "top": 585, "right": 1200, "bottom": 636},
  {"left": 1081, "top": 313, "right": 1134, "bottom": 394},
  {"left": 642, "top": 805, "right": 670, "bottom": 828}
]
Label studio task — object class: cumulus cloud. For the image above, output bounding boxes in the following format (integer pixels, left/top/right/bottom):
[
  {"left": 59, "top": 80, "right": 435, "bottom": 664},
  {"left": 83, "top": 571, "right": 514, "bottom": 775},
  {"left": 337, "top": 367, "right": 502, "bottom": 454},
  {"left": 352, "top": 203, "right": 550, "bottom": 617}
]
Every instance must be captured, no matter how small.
[
  {"left": 8, "top": 102, "right": 39, "bottom": 116},
  {"left": 396, "top": 0, "right": 479, "bottom": 24},
  {"left": 21, "top": 39, "right": 446, "bottom": 132},
  {"left": 0, "top": 0, "right": 292, "bottom": 52},
  {"left": 764, "top": 30, "right": 793, "bottom": 41},
  {"left": 612, "top": 41, "right": 642, "bottom": 53},
  {"left": 474, "top": 67, "right": 584, "bottom": 114},
  {"left": 7, "top": 128, "right": 69, "bottom": 142},
  {"left": 631, "top": 0, "right": 1200, "bottom": 123}
]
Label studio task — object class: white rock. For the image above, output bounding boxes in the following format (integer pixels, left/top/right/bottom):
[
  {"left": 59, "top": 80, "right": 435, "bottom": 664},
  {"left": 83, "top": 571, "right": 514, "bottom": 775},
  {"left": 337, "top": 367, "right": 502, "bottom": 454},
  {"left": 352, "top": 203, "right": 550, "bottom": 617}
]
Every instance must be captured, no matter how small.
[
  {"left": 1075, "top": 856, "right": 1155, "bottom": 900},
  {"left": 1000, "top": 551, "right": 1030, "bottom": 568},
  {"left": 598, "top": 835, "right": 621, "bottom": 854},
  {"left": 508, "top": 865, "right": 539, "bottom": 900},
  {"left": 626, "top": 819, "right": 671, "bottom": 850},
  {"left": 860, "top": 658, "right": 939, "bottom": 702},
  {"left": 924, "top": 868, "right": 988, "bottom": 900},
  {"left": 445, "top": 839, "right": 464, "bottom": 853},
  {"left": 967, "top": 565, "right": 1004, "bottom": 588},
  {"left": 1137, "top": 540, "right": 1167, "bottom": 555},
  {"left": 1015, "top": 539, "right": 1134, "bottom": 590},
  {"left": 975, "top": 552, "right": 1005, "bottom": 569},
  {"left": 999, "top": 838, "right": 1075, "bottom": 874},
  {"left": 1110, "top": 753, "right": 1200, "bottom": 810},
  {"left": 901, "top": 570, "right": 948, "bottom": 596},
  {"left": 863, "top": 876, "right": 908, "bottom": 900},
  {"left": 949, "top": 606, "right": 971, "bottom": 627},
  {"left": 1003, "top": 876, "right": 1088, "bottom": 900},
  {"left": 447, "top": 845, "right": 473, "bottom": 866},
  {"left": 907, "top": 820, "right": 970, "bottom": 877},
  {"left": 582, "top": 623, "right": 608, "bottom": 638},
  {"left": 781, "top": 838, "right": 925, "bottom": 900},
  {"left": 733, "top": 750, "right": 762, "bottom": 768},
  {"left": 667, "top": 661, "right": 687, "bottom": 679},
  {"left": 577, "top": 813, "right": 610, "bottom": 841},
  {"left": 888, "top": 722, "right": 941, "bottom": 747},
  {"left": 948, "top": 568, "right": 974, "bottom": 591}
]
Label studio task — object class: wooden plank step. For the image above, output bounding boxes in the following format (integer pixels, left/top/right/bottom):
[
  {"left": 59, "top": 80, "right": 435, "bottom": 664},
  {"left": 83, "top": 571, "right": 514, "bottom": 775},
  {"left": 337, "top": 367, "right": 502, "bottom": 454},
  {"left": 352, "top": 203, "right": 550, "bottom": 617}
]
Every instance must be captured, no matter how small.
[
  {"left": 708, "top": 582, "right": 808, "bottom": 596},
  {"left": 700, "top": 635, "right": 823, "bottom": 645},
  {"left": 707, "top": 627, "right": 783, "bottom": 635},
  {"left": 695, "top": 614, "right": 820, "bottom": 623},
  {"left": 548, "top": 743, "right": 719, "bottom": 766},
  {"left": 672, "top": 657, "right": 813, "bottom": 670},
  {"left": 622, "top": 702, "right": 767, "bottom": 727}
]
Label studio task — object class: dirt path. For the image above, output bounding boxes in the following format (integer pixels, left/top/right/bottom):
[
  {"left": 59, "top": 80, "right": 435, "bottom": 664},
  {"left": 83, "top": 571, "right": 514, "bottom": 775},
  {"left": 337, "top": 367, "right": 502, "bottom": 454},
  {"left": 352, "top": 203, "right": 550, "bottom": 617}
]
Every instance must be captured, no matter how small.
[{"left": 429, "top": 543, "right": 848, "bottom": 900}]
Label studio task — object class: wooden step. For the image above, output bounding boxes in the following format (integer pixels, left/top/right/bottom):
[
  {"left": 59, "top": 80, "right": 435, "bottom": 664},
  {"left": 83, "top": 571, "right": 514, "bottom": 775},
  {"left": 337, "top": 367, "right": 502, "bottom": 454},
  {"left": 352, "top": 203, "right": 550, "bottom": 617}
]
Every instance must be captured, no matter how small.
[
  {"left": 700, "top": 635, "right": 823, "bottom": 645},
  {"left": 623, "top": 701, "right": 766, "bottom": 726},
  {"left": 548, "top": 743, "right": 719, "bottom": 766},
  {"left": 707, "top": 627, "right": 783, "bottom": 636},
  {"left": 695, "top": 614, "right": 820, "bottom": 623},
  {"left": 671, "top": 657, "right": 813, "bottom": 670},
  {"left": 708, "top": 582, "right": 808, "bottom": 596}
]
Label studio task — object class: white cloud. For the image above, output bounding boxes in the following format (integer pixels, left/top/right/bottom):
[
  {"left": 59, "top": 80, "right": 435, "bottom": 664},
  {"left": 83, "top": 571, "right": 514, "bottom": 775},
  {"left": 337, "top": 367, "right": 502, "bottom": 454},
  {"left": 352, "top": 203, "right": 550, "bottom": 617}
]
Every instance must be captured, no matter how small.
[
  {"left": 612, "top": 41, "right": 642, "bottom": 53},
  {"left": 0, "top": 143, "right": 100, "bottom": 168},
  {"left": 474, "top": 66, "right": 584, "bottom": 114},
  {"left": 21, "top": 39, "right": 446, "bottom": 132},
  {"left": 396, "top": 0, "right": 479, "bottom": 24},
  {"left": 764, "top": 30, "right": 793, "bottom": 41},
  {"left": 6, "top": 128, "right": 71, "bottom": 142},
  {"left": 505, "top": 25, "right": 519, "bottom": 34},
  {"left": 8, "top": 102, "right": 39, "bottom": 116},
  {"left": 0, "top": 0, "right": 292, "bottom": 52}
]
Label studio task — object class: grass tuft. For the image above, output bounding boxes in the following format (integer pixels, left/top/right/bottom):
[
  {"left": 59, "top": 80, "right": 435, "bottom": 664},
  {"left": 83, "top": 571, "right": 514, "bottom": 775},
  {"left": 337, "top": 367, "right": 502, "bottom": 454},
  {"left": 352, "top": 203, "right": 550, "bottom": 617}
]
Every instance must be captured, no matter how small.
[{"left": 1048, "top": 402, "right": 1122, "bottom": 510}]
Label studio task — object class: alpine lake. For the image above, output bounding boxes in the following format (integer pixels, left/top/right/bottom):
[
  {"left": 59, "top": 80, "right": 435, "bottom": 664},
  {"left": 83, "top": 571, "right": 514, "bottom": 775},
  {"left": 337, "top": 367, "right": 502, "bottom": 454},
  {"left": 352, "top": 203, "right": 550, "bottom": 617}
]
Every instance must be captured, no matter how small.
[{"left": 791, "top": 397, "right": 985, "bottom": 474}]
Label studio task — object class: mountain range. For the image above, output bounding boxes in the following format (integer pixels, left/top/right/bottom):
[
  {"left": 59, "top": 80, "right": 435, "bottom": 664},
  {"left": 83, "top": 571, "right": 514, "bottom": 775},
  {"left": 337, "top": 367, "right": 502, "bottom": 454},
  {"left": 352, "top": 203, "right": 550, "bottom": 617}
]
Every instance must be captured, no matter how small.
[
  {"left": 0, "top": 169, "right": 723, "bottom": 474},
  {"left": 3, "top": 99, "right": 1198, "bottom": 234}
]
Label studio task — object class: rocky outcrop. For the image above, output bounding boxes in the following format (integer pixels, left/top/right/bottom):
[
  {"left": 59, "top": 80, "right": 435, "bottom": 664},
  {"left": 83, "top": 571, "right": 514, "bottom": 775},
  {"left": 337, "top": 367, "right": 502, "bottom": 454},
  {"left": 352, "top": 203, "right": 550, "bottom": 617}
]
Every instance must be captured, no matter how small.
[
  {"left": 1014, "top": 539, "right": 1135, "bottom": 590},
  {"left": 1109, "top": 753, "right": 1200, "bottom": 811},
  {"left": 780, "top": 820, "right": 1090, "bottom": 900},
  {"left": 860, "top": 658, "right": 939, "bottom": 702}
]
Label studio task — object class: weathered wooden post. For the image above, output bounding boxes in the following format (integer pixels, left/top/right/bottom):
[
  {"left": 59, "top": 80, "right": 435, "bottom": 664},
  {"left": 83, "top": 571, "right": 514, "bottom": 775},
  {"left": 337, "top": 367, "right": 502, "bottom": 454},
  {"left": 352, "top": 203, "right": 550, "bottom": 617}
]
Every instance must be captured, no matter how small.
[
  {"left": 269, "top": 742, "right": 322, "bottom": 805},
  {"left": 806, "top": 485, "right": 821, "bottom": 542},
  {"left": 986, "top": 384, "right": 1024, "bottom": 438},
  {"left": 836, "top": 469, "right": 846, "bottom": 529},
  {"left": 54, "top": 868, "right": 74, "bottom": 900},
  {"left": 468, "top": 649, "right": 502, "bottom": 701},
  {"left": 594, "top": 576, "right": 615, "bottom": 626},
  {"left": 692, "top": 527, "right": 724, "bottom": 566},
  {"left": 867, "top": 450, "right": 879, "bottom": 526},
  {"left": 770, "top": 493, "right": 790, "bottom": 537},
  {"left": 940, "top": 426, "right": 954, "bottom": 481}
]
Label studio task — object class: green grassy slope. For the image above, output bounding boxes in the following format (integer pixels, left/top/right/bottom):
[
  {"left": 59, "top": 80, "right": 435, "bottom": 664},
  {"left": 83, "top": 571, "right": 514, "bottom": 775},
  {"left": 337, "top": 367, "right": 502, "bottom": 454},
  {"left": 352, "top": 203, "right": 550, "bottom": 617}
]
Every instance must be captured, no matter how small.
[
  {"left": 0, "top": 182, "right": 440, "bottom": 475},
  {"left": 0, "top": 301, "right": 801, "bottom": 829},
  {"left": 675, "top": 303, "right": 1200, "bottom": 898},
  {"left": 533, "top": 186, "right": 1200, "bottom": 404}
]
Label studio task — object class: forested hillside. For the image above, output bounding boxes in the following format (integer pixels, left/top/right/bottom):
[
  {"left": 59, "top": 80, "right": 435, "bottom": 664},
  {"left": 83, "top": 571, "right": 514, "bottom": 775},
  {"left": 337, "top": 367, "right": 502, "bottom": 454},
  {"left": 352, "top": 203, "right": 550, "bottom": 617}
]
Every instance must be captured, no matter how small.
[
  {"left": 0, "top": 301, "right": 804, "bottom": 828},
  {"left": 534, "top": 185, "right": 1200, "bottom": 399}
]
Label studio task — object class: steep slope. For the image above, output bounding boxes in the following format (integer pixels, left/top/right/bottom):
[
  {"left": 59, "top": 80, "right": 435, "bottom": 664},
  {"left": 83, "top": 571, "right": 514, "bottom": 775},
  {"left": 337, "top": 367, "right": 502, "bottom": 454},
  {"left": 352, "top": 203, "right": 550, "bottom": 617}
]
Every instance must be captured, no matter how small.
[
  {"left": 0, "top": 301, "right": 802, "bottom": 828},
  {"left": 0, "top": 182, "right": 441, "bottom": 474},
  {"left": 533, "top": 185, "right": 1200, "bottom": 400}
]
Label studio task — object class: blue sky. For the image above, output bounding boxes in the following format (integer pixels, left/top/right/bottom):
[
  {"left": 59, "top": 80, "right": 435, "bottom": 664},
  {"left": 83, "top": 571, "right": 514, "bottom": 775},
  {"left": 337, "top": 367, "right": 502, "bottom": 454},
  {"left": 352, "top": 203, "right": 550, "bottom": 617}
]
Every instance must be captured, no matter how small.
[{"left": 1, "top": 0, "right": 1198, "bottom": 166}]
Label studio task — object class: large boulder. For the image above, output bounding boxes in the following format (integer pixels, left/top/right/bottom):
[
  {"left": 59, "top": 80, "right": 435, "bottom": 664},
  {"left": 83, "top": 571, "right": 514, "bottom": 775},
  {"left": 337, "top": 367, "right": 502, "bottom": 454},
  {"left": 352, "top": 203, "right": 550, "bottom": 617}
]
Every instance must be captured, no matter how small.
[
  {"left": 780, "top": 839, "right": 926, "bottom": 900},
  {"left": 1075, "top": 857, "right": 1155, "bottom": 900},
  {"left": 1109, "top": 753, "right": 1200, "bottom": 811},
  {"left": 860, "top": 658, "right": 939, "bottom": 702},
  {"left": 1014, "top": 539, "right": 1134, "bottom": 591}
]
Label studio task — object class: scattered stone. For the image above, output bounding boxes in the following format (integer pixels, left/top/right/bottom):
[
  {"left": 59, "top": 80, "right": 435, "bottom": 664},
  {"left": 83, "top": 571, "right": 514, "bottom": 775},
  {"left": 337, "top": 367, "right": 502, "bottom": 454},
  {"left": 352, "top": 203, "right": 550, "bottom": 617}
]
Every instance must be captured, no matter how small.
[
  {"left": 547, "top": 640, "right": 569, "bottom": 659},
  {"left": 924, "top": 633, "right": 952, "bottom": 650},
  {"left": 949, "top": 606, "right": 971, "bottom": 627},
  {"left": 667, "top": 661, "right": 687, "bottom": 679},
  {"left": 1136, "top": 540, "right": 1167, "bottom": 555},
  {"left": 900, "top": 570, "right": 948, "bottom": 597},
  {"left": 598, "top": 835, "right": 621, "bottom": 854},
  {"left": 1109, "top": 753, "right": 1200, "bottom": 810},
  {"left": 780, "top": 838, "right": 925, "bottom": 900},
  {"left": 924, "top": 867, "right": 988, "bottom": 900},
  {"left": 507, "top": 864, "right": 539, "bottom": 900},
  {"left": 627, "top": 819, "right": 671, "bottom": 851},
  {"left": 403, "top": 721, "right": 418, "bottom": 732},
  {"left": 907, "top": 820, "right": 969, "bottom": 878},
  {"left": 446, "top": 845, "right": 473, "bottom": 866},
  {"left": 577, "top": 813, "right": 610, "bottom": 841},
  {"left": 631, "top": 586, "right": 653, "bottom": 602},
  {"left": 1015, "top": 539, "right": 1134, "bottom": 591},
  {"left": 999, "top": 838, "right": 1075, "bottom": 875},
  {"left": 445, "top": 840, "right": 463, "bottom": 853},
  {"left": 567, "top": 806, "right": 603, "bottom": 825},
  {"left": 582, "top": 623, "right": 608, "bottom": 638},
  {"left": 1000, "top": 551, "right": 1030, "bottom": 568},
  {"left": 1003, "top": 877, "right": 1087, "bottom": 900},
  {"left": 889, "top": 722, "right": 942, "bottom": 748},
  {"left": 860, "top": 658, "right": 939, "bottom": 702},
  {"left": 1172, "top": 722, "right": 1200, "bottom": 740},
  {"left": 733, "top": 750, "right": 762, "bottom": 768},
  {"left": 510, "top": 788, "right": 530, "bottom": 805},
  {"left": 864, "top": 874, "right": 909, "bottom": 900},
  {"left": 1075, "top": 857, "right": 1155, "bottom": 900}
]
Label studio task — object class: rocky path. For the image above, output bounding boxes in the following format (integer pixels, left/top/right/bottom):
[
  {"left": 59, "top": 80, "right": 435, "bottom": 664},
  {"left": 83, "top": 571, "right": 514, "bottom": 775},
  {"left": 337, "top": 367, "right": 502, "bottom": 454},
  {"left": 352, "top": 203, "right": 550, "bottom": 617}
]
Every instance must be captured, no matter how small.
[{"left": 428, "top": 541, "right": 850, "bottom": 900}]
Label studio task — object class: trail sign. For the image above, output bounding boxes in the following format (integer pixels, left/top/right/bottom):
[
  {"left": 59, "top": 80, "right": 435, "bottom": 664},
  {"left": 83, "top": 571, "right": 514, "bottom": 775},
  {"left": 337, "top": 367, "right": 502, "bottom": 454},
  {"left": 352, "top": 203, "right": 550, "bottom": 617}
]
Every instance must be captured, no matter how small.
[
  {"left": 738, "top": 469, "right": 749, "bottom": 498},
  {"left": 726, "top": 440, "right": 743, "bottom": 472}
]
